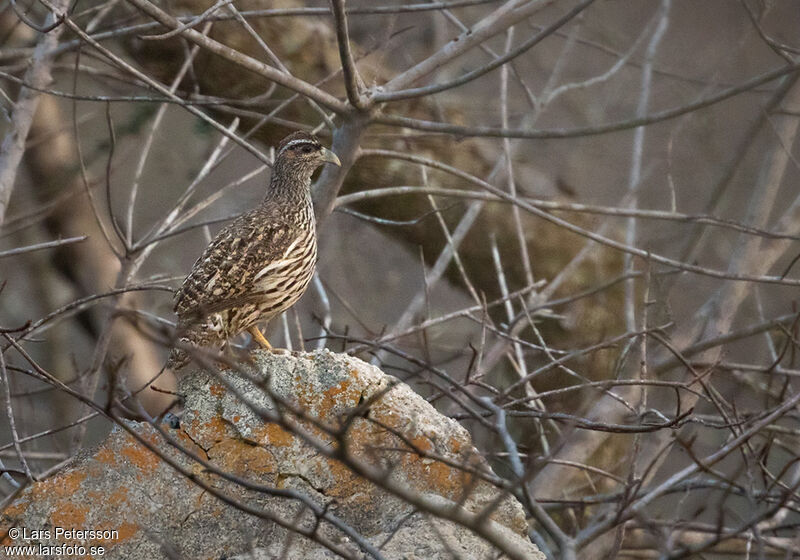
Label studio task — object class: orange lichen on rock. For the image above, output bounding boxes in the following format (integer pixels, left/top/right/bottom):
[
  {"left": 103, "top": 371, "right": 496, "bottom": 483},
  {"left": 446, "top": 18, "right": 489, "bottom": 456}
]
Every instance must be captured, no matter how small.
[
  {"left": 33, "top": 470, "right": 87, "bottom": 501},
  {"left": 316, "top": 379, "right": 354, "bottom": 418},
  {"left": 208, "top": 437, "right": 276, "bottom": 476},
  {"left": 340, "top": 410, "right": 475, "bottom": 503},
  {"left": 114, "top": 521, "right": 139, "bottom": 544},
  {"left": 175, "top": 427, "right": 208, "bottom": 458},
  {"left": 367, "top": 406, "right": 402, "bottom": 434},
  {"left": 323, "top": 456, "right": 374, "bottom": 506},
  {"left": 423, "top": 459, "right": 473, "bottom": 501},
  {"left": 341, "top": 418, "right": 384, "bottom": 457},
  {"left": 209, "top": 383, "right": 226, "bottom": 397},
  {"left": 1, "top": 497, "right": 29, "bottom": 519},
  {"left": 194, "top": 416, "right": 230, "bottom": 446},
  {"left": 94, "top": 447, "right": 117, "bottom": 466},
  {"left": 50, "top": 501, "right": 88, "bottom": 529},
  {"left": 409, "top": 435, "right": 434, "bottom": 453},
  {"left": 294, "top": 368, "right": 360, "bottom": 419},
  {"left": 263, "top": 422, "right": 294, "bottom": 447},
  {"left": 119, "top": 439, "right": 161, "bottom": 475},
  {"left": 449, "top": 436, "right": 464, "bottom": 453},
  {"left": 106, "top": 487, "right": 129, "bottom": 508}
]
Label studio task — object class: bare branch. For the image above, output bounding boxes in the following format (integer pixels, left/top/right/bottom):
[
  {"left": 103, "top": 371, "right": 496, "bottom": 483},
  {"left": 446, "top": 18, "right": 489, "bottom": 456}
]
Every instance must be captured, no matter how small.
[
  {"left": 375, "top": 62, "right": 800, "bottom": 138},
  {"left": 330, "top": 0, "right": 365, "bottom": 109},
  {"left": 373, "top": 0, "right": 595, "bottom": 102},
  {"left": 123, "top": 0, "right": 348, "bottom": 113},
  {"left": 0, "top": 0, "right": 71, "bottom": 228},
  {"left": 0, "top": 236, "right": 87, "bottom": 259}
]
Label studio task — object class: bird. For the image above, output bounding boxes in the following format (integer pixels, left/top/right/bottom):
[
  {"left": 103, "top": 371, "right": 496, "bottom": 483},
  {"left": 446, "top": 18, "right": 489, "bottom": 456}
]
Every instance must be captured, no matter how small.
[{"left": 166, "top": 131, "right": 341, "bottom": 371}]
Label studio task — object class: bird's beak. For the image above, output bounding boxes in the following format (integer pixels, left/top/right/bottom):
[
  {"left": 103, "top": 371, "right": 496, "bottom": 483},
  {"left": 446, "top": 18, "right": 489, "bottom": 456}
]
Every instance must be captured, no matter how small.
[{"left": 321, "top": 147, "right": 341, "bottom": 167}]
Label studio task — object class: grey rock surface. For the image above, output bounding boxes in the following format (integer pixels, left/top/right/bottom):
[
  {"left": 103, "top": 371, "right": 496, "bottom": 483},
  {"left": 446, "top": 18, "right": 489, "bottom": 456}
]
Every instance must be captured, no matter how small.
[{"left": 1, "top": 350, "right": 543, "bottom": 559}]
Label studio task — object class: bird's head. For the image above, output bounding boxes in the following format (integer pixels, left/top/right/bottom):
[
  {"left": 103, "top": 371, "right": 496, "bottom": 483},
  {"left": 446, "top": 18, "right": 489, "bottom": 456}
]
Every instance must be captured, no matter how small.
[{"left": 274, "top": 131, "right": 341, "bottom": 180}]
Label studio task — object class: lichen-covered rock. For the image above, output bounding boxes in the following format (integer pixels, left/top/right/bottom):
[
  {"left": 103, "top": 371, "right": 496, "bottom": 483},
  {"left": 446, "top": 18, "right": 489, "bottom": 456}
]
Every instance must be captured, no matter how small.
[{"left": 1, "top": 350, "right": 543, "bottom": 559}]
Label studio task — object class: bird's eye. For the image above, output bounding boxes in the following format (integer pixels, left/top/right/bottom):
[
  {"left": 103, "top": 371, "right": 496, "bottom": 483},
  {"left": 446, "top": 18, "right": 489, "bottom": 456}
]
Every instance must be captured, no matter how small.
[{"left": 302, "top": 145, "right": 313, "bottom": 154}]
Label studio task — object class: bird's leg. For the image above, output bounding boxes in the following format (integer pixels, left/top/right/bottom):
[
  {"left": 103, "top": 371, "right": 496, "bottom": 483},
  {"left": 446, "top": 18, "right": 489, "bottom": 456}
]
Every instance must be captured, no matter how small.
[{"left": 249, "top": 326, "right": 273, "bottom": 350}]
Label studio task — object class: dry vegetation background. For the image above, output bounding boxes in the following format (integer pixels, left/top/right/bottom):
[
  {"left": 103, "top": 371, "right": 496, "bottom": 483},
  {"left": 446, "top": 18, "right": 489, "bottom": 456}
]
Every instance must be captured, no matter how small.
[{"left": 2, "top": 0, "right": 800, "bottom": 558}]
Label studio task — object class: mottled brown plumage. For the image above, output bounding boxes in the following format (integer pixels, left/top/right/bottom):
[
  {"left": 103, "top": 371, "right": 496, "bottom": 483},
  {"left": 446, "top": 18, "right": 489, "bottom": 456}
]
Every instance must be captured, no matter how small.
[{"left": 167, "top": 131, "right": 340, "bottom": 370}]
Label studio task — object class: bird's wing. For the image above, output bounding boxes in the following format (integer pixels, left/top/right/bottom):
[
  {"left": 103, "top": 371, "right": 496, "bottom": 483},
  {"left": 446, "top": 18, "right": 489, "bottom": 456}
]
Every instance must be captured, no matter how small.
[{"left": 173, "top": 211, "right": 293, "bottom": 322}]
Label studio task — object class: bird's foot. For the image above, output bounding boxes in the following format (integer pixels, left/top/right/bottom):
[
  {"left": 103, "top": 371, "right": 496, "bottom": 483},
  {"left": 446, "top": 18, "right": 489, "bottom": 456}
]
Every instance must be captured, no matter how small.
[{"left": 249, "top": 327, "right": 273, "bottom": 350}]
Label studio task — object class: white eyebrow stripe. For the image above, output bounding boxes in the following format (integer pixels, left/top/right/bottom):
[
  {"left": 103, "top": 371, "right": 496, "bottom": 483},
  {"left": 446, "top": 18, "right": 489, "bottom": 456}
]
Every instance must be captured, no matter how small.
[{"left": 277, "top": 138, "right": 320, "bottom": 156}]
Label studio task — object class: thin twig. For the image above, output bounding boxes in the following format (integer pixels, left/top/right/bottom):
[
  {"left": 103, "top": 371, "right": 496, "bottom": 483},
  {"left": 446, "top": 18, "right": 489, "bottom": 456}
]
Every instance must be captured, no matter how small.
[
  {"left": 0, "top": 0, "right": 71, "bottom": 228},
  {"left": 0, "top": 236, "right": 87, "bottom": 259},
  {"left": 330, "top": 0, "right": 365, "bottom": 109}
]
